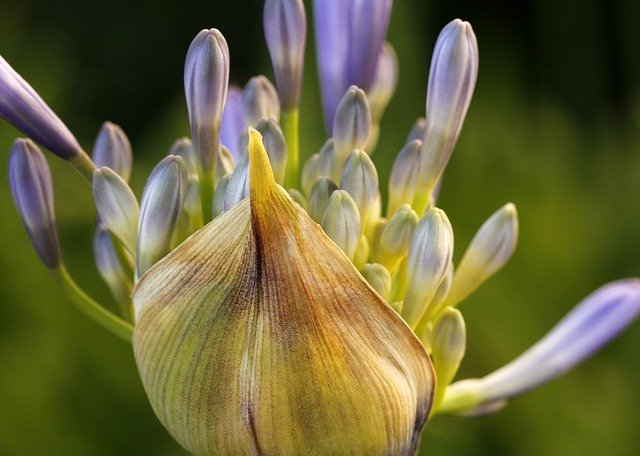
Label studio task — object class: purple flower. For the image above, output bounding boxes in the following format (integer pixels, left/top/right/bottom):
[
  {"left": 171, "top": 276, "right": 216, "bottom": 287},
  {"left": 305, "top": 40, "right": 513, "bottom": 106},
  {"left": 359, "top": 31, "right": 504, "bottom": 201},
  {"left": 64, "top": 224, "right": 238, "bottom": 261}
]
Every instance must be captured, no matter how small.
[
  {"left": 8, "top": 138, "right": 61, "bottom": 269},
  {"left": 313, "top": 0, "right": 393, "bottom": 132},
  {"left": 0, "top": 55, "right": 83, "bottom": 160}
]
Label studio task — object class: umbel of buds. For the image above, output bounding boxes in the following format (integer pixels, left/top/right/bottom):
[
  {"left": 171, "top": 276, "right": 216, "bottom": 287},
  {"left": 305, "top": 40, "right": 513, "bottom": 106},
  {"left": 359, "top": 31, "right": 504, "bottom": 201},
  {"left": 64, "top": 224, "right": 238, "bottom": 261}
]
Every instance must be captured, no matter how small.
[{"left": 1, "top": 1, "right": 639, "bottom": 454}]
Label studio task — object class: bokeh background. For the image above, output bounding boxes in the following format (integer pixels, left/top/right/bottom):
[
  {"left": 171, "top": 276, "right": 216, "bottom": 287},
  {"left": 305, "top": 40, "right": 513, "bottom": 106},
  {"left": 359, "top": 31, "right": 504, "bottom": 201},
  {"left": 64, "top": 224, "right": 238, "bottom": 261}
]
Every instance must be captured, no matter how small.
[{"left": 1, "top": 0, "right": 640, "bottom": 454}]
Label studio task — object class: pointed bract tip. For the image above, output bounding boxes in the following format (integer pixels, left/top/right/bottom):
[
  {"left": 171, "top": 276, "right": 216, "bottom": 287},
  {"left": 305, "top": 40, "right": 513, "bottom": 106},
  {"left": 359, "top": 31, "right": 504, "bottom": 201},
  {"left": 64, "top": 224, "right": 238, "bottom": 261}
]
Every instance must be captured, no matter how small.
[{"left": 248, "top": 127, "right": 276, "bottom": 204}]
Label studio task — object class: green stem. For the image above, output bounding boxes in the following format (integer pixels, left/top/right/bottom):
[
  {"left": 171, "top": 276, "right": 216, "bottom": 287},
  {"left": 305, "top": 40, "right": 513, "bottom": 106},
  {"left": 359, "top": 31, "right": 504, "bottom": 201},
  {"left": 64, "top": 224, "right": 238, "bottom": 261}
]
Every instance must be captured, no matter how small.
[
  {"left": 69, "top": 151, "right": 97, "bottom": 183},
  {"left": 282, "top": 108, "right": 300, "bottom": 189},
  {"left": 52, "top": 265, "right": 133, "bottom": 343},
  {"left": 199, "top": 169, "right": 214, "bottom": 223}
]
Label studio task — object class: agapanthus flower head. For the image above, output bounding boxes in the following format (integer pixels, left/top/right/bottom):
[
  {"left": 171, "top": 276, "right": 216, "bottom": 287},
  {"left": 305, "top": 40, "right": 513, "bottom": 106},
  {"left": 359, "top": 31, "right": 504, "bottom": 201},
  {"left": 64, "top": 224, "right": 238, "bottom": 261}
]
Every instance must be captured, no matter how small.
[{"left": 1, "top": 1, "right": 638, "bottom": 454}]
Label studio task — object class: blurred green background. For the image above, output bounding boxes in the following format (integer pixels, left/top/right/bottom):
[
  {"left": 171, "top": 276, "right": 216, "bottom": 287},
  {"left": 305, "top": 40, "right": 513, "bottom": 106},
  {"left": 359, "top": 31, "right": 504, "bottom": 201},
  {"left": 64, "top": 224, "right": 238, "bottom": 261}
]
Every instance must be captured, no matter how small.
[{"left": 1, "top": 0, "right": 639, "bottom": 455}]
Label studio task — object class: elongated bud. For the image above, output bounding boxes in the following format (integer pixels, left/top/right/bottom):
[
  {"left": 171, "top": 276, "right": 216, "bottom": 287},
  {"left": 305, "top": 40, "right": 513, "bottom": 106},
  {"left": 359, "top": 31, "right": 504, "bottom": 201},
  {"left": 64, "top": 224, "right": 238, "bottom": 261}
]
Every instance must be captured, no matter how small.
[
  {"left": 417, "top": 19, "right": 478, "bottom": 198},
  {"left": 264, "top": 0, "right": 307, "bottom": 109},
  {"left": 440, "top": 280, "right": 640, "bottom": 416},
  {"left": 184, "top": 28, "right": 230, "bottom": 173},
  {"left": 255, "top": 118, "right": 287, "bottom": 184},
  {"left": 301, "top": 153, "right": 319, "bottom": 196},
  {"left": 133, "top": 128, "right": 434, "bottom": 454},
  {"left": 93, "top": 226, "right": 133, "bottom": 311},
  {"left": 243, "top": 75, "right": 280, "bottom": 126},
  {"left": 93, "top": 167, "right": 139, "bottom": 255},
  {"left": 92, "top": 122, "right": 132, "bottom": 181},
  {"left": 368, "top": 42, "right": 398, "bottom": 123},
  {"left": 333, "top": 86, "right": 372, "bottom": 160},
  {"left": 136, "top": 155, "right": 188, "bottom": 278},
  {"left": 406, "top": 117, "right": 427, "bottom": 145},
  {"left": 0, "top": 56, "right": 84, "bottom": 160},
  {"left": 388, "top": 139, "right": 422, "bottom": 216},
  {"left": 403, "top": 208, "right": 454, "bottom": 328},
  {"left": 340, "top": 149, "right": 378, "bottom": 230},
  {"left": 431, "top": 307, "right": 466, "bottom": 408},
  {"left": 8, "top": 138, "right": 61, "bottom": 269},
  {"left": 220, "top": 86, "right": 245, "bottom": 159},
  {"left": 170, "top": 138, "right": 197, "bottom": 178},
  {"left": 447, "top": 203, "right": 518, "bottom": 307},
  {"left": 361, "top": 263, "right": 392, "bottom": 301},
  {"left": 378, "top": 204, "right": 419, "bottom": 271},
  {"left": 307, "top": 177, "right": 338, "bottom": 223},
  {"left": 220, "top": 152, "right": 249, "bottom": 213},
  {"left": 321, "top": 189, "right": 361, "bottom": 260}
]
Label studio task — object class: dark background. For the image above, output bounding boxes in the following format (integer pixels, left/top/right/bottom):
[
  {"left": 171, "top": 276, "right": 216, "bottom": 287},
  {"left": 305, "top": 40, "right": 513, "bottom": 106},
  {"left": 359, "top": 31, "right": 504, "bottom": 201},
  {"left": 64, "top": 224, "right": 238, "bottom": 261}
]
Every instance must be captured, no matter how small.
[{"left": 1, "top": 1, "right": 639, "bottom": 454}]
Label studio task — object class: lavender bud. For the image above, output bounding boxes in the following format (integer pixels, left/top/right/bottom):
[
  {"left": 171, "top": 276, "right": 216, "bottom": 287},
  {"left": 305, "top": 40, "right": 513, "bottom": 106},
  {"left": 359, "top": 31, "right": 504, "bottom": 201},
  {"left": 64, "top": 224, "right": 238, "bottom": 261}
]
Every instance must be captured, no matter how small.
[
  {"left": 92, "top": 122, "right": 132, "bottom": 181},
  {"left": 8, "top": 138, "right": 61, "bottom": 269},
  {"left": 184, "top": 29, "right": 230, "bottom": 173},
  {"left": 340, "top": 149, "right": 378, "bottom": 230},
  {"left": 264, "top": 0, "right": 307, "bottom": 109},
  {"left": 418, "top": 19, "right": 478, "bottom": 197},
  {"left": 367, "top": 42, "right": 398, "bottom": 123},
  {"left": 321, "top": 189, "right": 361, "bottom": 261},
  {"left": 93, "top": 167, "right": 140, "bottom": 255},
  {"left": 212, "top": 173, "right": 231, "bottom": 218},
  {"left": 136, "top": 155, "right": 188, "bottom": 277},
  {"left": 221, "top": 152, "right": 249, "bottom": 213},
  {"left": 93, "top": 226, "right": 133, "bottom": 308},
  {"left": 243, "top": 75, "right": 280, "bottom": 126},
  {"left": 388, "top": 139, "right": 422, "bottom": 216},
  {"left": 220, "top": 86, "right": 245, "bottom": 160},
  {"left": 406, "top": 117, "right": 427, "bottom": 145},
  {"left": 333, "top": 86, "right": 372, "bottom": 161},
  {"left": 1, "top": 56, "right": 84, "bottom": 160},
  {"left": 307, "top": 177, "right": 338, "bottom": 223},
  {"left": 255, "top": 118, "right": 287, "bottom": 184}
]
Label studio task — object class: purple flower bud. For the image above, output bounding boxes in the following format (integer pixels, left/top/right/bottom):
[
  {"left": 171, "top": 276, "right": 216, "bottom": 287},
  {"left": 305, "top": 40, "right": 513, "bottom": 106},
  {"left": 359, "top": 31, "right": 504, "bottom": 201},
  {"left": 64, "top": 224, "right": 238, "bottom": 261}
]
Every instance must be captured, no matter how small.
[
  {"left": 243, "top": 75, "right": 280, "bottom": 126},
  {"left": 184, "top": 29, "right": 230, "bottom": 173},
  {"left": 92, "top": 121, "right": 132, "bottom": 182},
  {"left": 136, "top": 155, "right": 188, "bottom": 278},
  {"left": 220, "top": 86, "right": 245, "bottom": 160},
  {"left": 368, "top": 42, "right": 398, "bottom": 122},
  {"left": 418, "top": 19, "right": 478, "bottom": 197},
  {"left": 264, "top": 0, "right": 307, "bottom": 110},
  {"left": 255, "top": 118, "right": 287, "bottom": 184},
  {"left": 93, "top": 226, "right": 132, "bottom": 307},
  {"left": 333, "top": 86, "right": 372, "bottom": 161},
  {"left": 8, "top": 138, "right": 61, "bottom": 269},
  {"left": 0, "top": 55, "right": 83, "bottom": 160}
]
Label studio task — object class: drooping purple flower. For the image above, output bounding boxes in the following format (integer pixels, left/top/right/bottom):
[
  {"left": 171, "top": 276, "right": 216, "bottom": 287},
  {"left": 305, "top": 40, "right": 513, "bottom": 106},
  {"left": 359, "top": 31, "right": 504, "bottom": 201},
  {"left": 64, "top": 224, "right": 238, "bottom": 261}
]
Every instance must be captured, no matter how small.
[
  {"left": 8, "top": 138, "right": 61, "bottom": 269},
  {"left": 313, "top": 0, "right": 393, "bottom": 132},
  {"left": 264, "top": 0, "right": 307, "bottom": 110},
  {"left": 220, "top": 86, "right": 245, "bottom": 159},
  {"left": 0, "top": 55, "right": 84, "bottom": 160}
]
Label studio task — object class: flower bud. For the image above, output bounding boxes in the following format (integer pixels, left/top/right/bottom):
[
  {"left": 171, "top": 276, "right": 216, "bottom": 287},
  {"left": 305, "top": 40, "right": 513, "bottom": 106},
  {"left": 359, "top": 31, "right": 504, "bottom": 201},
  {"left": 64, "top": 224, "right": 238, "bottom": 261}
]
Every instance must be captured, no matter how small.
[
  {"left": 133, "top": 128, "right": 434, "bottom": 454},
  {"left": 333, "top": 86, "right": 372, "bottom": 161},
  {"left": 136, "top": 155, "right": 188, "bottom": 278},
  {"left": 387, "top": 139, "right": 421, "bottom": 216},
  {"left": 220, "top": 86, "right": 245, "bottom": 159},
  {"left": 169, "top": 138, "right": 204, "bottom": 242},
  {"left": 368, "top": 42, "right": 398, "bottom": 123},
  {"left": 406, "top": 117, "right": 427, "bottom": 145},
  {"left": 321, "top": 189, "right": 361, "bottom": 261},
  {"left": 8, "top": 138, "right": 61, "bottom": 269},
  {"left": 378, "top": 204, "right": 419, "bottom": 271},
  {"left": 361, "top": 263, "right": 391, "bottom": 301},
  {"left": 93, "top": 226, "right": 133, "bottom": 313},
  {"left": 212, "top": 173, "right": 231, "bottom": 218},
  {"left": 307, "top": 177, "right": 338, "bottom": 223},
  {"left": 431, "top": 307, "right": 466, "bottom": 407},
  {"left": 402, "top": 208, "right": 454, "bottom": 328},
  {"left": 255, "top": 118, "right": 287, "bottom": 184},
  {"left": 92, "top": 121, "right": 132, "bottom": 181},
  {"left": 220, "top": 152, "right": 249, "bottom": 213},
  {"left": 263, "top": 0, "right": 307, "bottom": 109},
  {"left": 243, "top": 75, "right": 280, "bottom": 126},
  {"left": 417, "top": 19, "right": 478, "bottom": 199},
  {"left": 440, "top": 280, "right": 640, "bottom": 416},
  {"left": 340, "top": 149, "right": 378, "bottom": 230},
  {"left": 1, "top": 56, "right": 84, "bottom": 161},
  {"left": 447, "top": 203, "right": 518, "bottom": 307},
  {"left": 216, "top": 145, "right": 236, "bottom": 182},
  {"left": 301, "top": 152, "right": 320, "bottom": 196},
  {"left": 184, "top": 28, "right": 230, "bottom": 173},
  {"left": 287, "top": 187, "right": 307, "bottom": 210},
  {"left": 93, "top": 167, "right": 139, "bottom": 255}
]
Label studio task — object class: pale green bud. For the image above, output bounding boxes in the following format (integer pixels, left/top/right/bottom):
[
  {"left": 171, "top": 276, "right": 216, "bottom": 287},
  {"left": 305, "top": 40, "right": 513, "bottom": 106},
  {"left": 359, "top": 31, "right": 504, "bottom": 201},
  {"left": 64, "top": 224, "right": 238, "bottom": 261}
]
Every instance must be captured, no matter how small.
[
  {"left": 307, "top": 177, "right": 338, "bottom": 223},
  {"left": 92, "top": 167, "right": 139, "bottom": 255},
  {"left": 287, "top": 188, "right": 307, "bottom": 210},
  {"left": 136, "top": 155, "right": 188, "bottom": 279},
  {"left": 255, "top": 118, "right": 287, "bottom": 184},
  {"left": 361, "top": 263, "right": 392, "bottom": 301},
  {"left": 321, "top": 189, "right": 361, "bottom": 260},
  {"left": 301, "top": 152, "right": 320, "bottom": 196},
  {"left": 216, "top": 145, "right": 236, "bottom": 182},
  {"left": 333, "top": 86, "right": 372, "bottom": 161},
  {"left": 447, "top": 203, "right": 518, "bottom": 307},
  {"left": 340, "top": 149, "right": 378, "bottom": 231},
  {"left": 402, "top": 208, "right": 454, "bottom": 328},
  {"left": 378, "top": 204, "right": 419, "bottom": 271},
  {"left": 243, "top": 75, "right": 280, "bottom": 126},
  {"left": 388, "top": 139, "right": 421, "bottom": 216},
  {"left": 353, "top": 235, "right": 370, "bottom": 271},
  {"left": 431, "top": 307, "right": 466, "bottom": 408}
]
